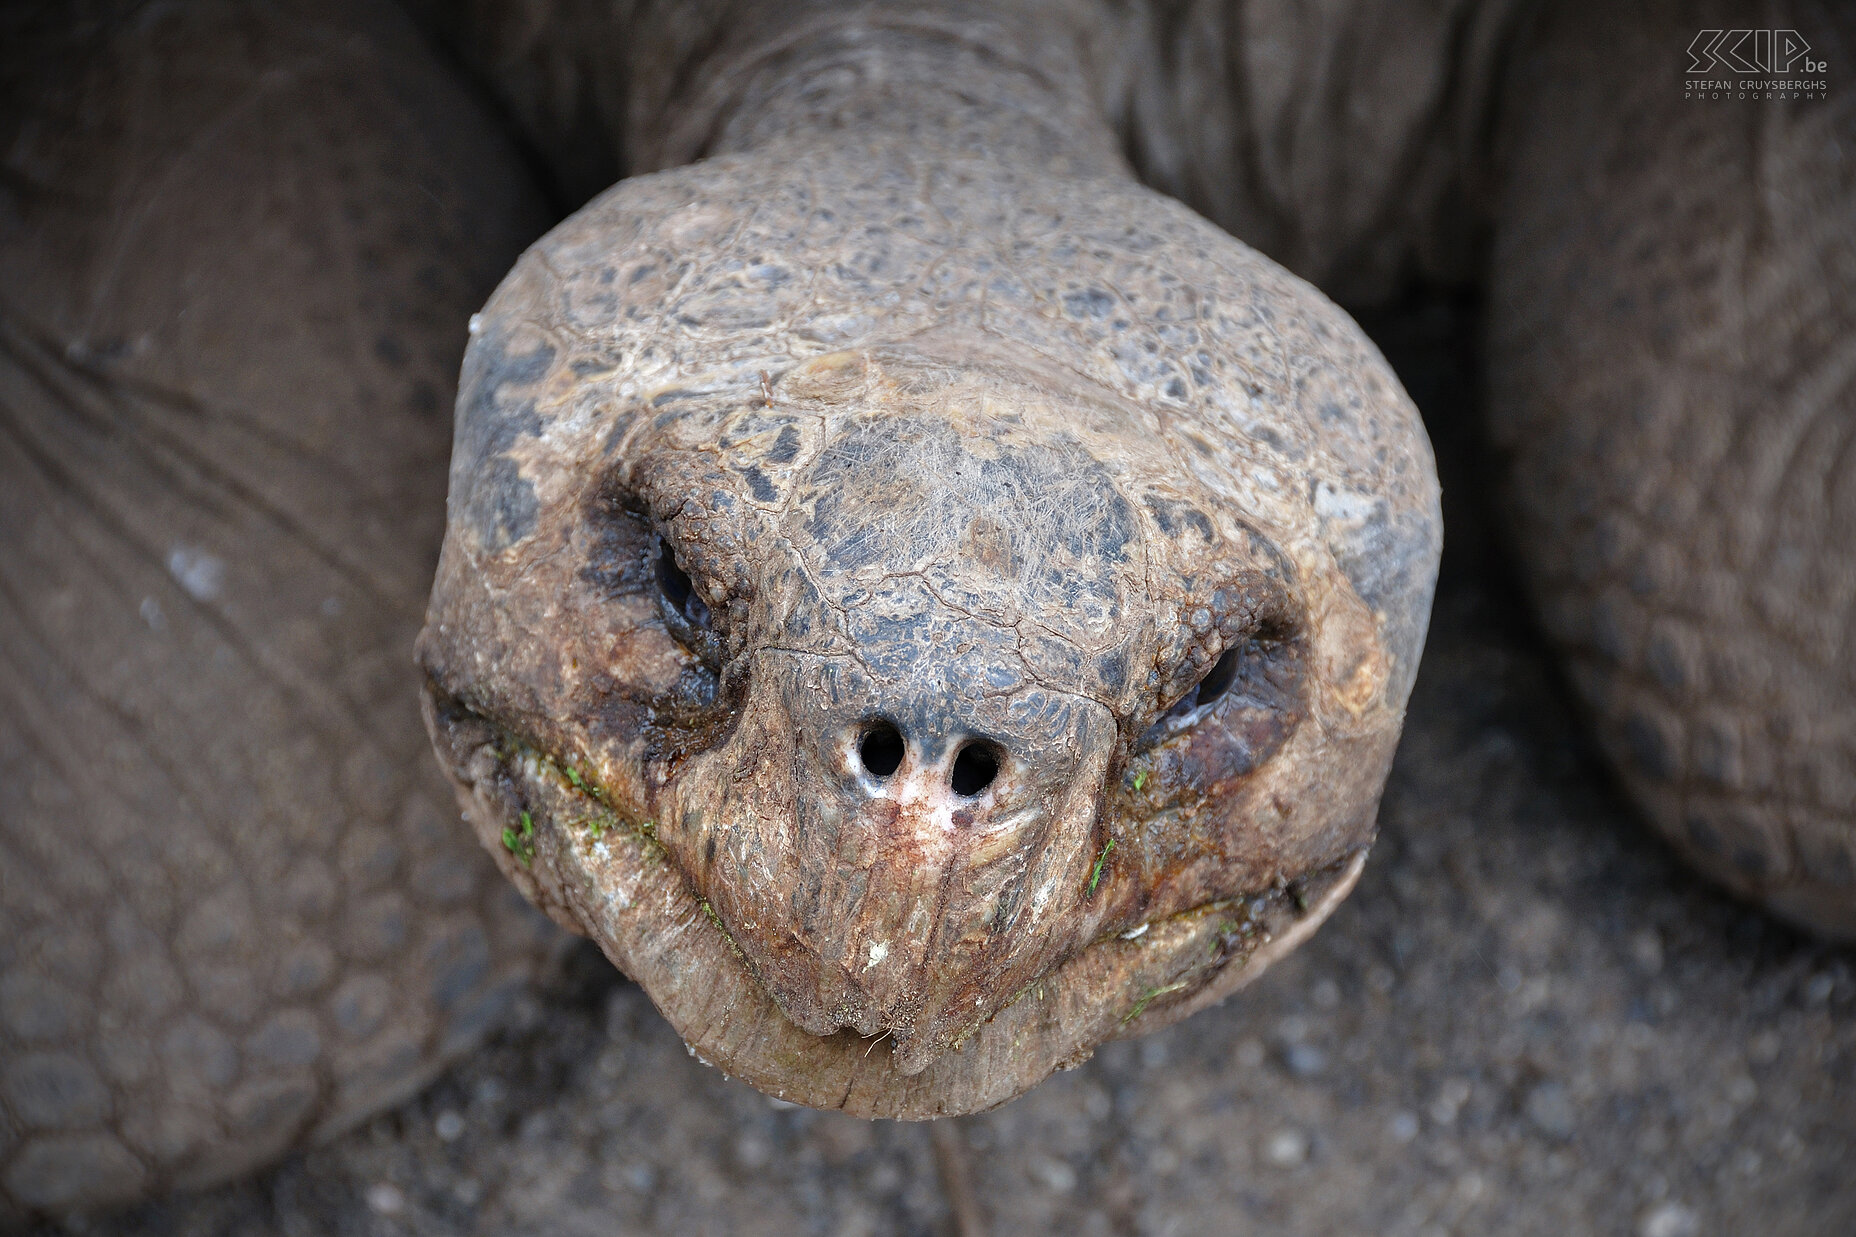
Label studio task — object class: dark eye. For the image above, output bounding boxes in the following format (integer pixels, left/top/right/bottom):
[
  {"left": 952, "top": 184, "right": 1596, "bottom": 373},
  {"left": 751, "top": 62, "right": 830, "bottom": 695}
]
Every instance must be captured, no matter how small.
[
  {"left": 1185, "top": 645, "right": 1240, "bottom": 707},
  {"left": 656, "top": 538, "right": 720, "bottom": 669},
  {"left": 657, "top": 540, "right": 711, "bottom": 629},
  {"left": 1142, "top": 643, "right": 1243, "bottom": 745}
]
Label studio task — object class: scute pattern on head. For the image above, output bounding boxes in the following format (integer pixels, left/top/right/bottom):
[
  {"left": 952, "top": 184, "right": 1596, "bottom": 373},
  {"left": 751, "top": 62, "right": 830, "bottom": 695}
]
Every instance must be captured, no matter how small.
[
  {"left": 433, "top": 131, "right": 1437, "bottom": 678},
  {"left": 421, "top": 36, "right": 1439, "bottom": 1112}
]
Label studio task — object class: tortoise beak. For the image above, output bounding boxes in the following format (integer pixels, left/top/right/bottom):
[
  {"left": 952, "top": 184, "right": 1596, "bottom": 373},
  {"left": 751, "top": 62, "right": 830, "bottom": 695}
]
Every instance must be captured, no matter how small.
[{"left": 653, "top": 636, "right": 1120, "bottom": 1074}]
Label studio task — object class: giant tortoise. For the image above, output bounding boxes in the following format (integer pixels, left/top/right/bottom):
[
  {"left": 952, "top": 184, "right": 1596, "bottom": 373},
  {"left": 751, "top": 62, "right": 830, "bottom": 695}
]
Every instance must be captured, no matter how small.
[{"left": 1, "top": 0, "right": 1850, "bottom": 1217}]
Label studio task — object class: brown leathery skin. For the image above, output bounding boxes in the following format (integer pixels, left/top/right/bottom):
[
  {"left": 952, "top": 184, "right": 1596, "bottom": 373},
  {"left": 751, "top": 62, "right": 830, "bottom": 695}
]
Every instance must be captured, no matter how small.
[
  {"left": 0, "top": 1, "right": 555, "bottom": 1217},
  {"left": 420, "top": 2, "right": 1441, "bottom": 1116},
  {"left": 426, "top": 0, "right": 1534, "bottom": 301},
  {"left": 1115, "top": 0, "right": 1534, "bottom": 303},
  {"left": 1489, "top": 1, "right": 1856, "bottom": 939}
]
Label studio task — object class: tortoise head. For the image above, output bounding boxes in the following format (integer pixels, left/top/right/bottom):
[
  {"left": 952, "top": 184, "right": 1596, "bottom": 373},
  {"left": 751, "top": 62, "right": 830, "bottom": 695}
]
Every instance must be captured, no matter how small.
[{"left": 418, "top": 158, "right": 1439, "bottom": 1113}]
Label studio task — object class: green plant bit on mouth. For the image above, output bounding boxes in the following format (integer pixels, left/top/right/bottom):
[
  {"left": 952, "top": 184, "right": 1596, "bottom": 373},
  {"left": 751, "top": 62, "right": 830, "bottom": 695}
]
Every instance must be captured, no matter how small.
[
  {"left": 573, "top": 808, "right": 619, "bottom": 839},
  {"left": 1131, "top": 769, "right": 1148, "bottom": 792},
  {"left": 1085, "top": 836, "right": 1117, "bottom": 896},
  {"left": 696, "top": 898, "right": 756, "bottom": 970},
  {"left": 560, "top": 758, "right": 612, "bottom": 804},
  {"left": 502, "top": 809, "right": 535, "bottom": 867},
  {"left": 504, "top": 737, "right": 609, "bottom": 805},
  {"left": 1122, "top": 978, "right": 1191, "bottom": 1025}
]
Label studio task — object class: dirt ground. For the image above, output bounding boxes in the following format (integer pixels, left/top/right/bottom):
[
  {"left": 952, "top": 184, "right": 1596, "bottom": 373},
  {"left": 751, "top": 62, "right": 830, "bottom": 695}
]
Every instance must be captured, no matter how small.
[{"left": 38, "top": 296, "right": 1855, "bottom": 1237}]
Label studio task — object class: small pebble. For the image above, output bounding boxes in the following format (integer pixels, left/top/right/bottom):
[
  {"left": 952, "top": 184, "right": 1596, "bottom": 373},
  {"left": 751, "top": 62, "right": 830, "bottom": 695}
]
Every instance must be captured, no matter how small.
[
  {"left": 1388, "top": 1111, "right": 1420, "bottom": 1144},
  {"left": 434, "top": 1110, "right": 465, "bottom": 1142},
  {"left": 865, "top": 1160, "right": 902, "bottom": 1193},
  {"left": 1264, "top": 1129, "right": 1308, "bottom": 1167},
  {"left": 1429, "top": 1078, "right": 1471, "bottom": 1125},
  {"left": 1629, "top": 929, "right": 1664, "bottom": 973},
  {"left": 1526, "top": 1081, "right": 1577, "bottom": 1139},
  {"left": 365, "top": 1183, "right": 405, "bottom": 1216},
  {"left": 1639, "top": 1201, "right": 1700, "bottom": 1237},
  {"left": 1284, "top": 1043, "right": 1327, "bottom": 1077},
  {"left": 736, "top": 1133, "right": 771, "bottom": 1171},
  {"left": 1029, "top": 1155, "right": 1077, "bottom": 1194},
  {"left": 864, "top": 1158, "right": 902, "bottom": 1196}
]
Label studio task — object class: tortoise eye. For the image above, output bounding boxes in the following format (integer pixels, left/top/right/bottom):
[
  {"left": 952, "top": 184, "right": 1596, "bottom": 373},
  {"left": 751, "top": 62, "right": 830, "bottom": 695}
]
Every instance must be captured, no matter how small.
[
  {"left": 657, "top": 540, "right": 711, "bottom": 629},
  {"left": 655, "top": 538, "right": 721, "bottom": 672},
  {"left": 1150, "top": 645, "right": 1241, "bottom": 735},
  {"left": 1141, "top": 626, "right": 1304, "bottom": 751},
  {"left": 1187, "top": 645, "right": 1240, "bottom": 707}
]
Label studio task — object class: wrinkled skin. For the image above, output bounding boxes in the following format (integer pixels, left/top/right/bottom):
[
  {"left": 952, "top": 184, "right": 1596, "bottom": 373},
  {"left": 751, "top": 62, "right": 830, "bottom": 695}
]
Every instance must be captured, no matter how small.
[
  {"left": 3, "top": 0, "right": 1852, "bottom": 1220},
  {"left": 1488, "top": 0, "right": 1856, "bottom": 938},
  {"left": 418, "top": 1, "right": 1439, "bottom": 1110}
]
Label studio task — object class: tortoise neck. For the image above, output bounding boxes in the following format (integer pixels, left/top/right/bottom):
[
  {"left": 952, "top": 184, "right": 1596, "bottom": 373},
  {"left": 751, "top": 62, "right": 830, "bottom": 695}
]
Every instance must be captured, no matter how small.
[{"left": 630, "top": 0, "right": 1128, "bottom": 179}]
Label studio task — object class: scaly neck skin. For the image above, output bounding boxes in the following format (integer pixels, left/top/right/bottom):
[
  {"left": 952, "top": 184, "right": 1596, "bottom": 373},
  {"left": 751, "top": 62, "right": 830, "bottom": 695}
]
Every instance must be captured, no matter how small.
[
  {"left": 626, "top": 0, "right": 1128, "bottom": 181},
  {"left": 450, "top": 0, "right": 1523, "bottom": 297}
]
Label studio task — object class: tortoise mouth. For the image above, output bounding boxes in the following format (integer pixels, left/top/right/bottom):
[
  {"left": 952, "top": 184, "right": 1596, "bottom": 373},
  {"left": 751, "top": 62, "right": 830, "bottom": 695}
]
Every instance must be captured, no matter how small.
[{"left": 421, "top": 684, "right": 1366, "bottom": 1115}]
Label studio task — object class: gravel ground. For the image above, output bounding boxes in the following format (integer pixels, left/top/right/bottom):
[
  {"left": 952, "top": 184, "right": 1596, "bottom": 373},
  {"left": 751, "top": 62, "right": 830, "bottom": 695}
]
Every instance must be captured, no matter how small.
[{"left": 39, "top": 296, "right": 1855, "bottom": 1237}]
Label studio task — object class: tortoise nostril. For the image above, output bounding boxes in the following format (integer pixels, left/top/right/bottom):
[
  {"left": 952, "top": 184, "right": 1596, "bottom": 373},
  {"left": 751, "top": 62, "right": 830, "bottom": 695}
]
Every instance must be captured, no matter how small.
[
  {"left": 859, "top": 722, "right": 905, "bottom": 779},
  {"left": 950, "top": 742, "right": 999, "bottom": 797}
]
